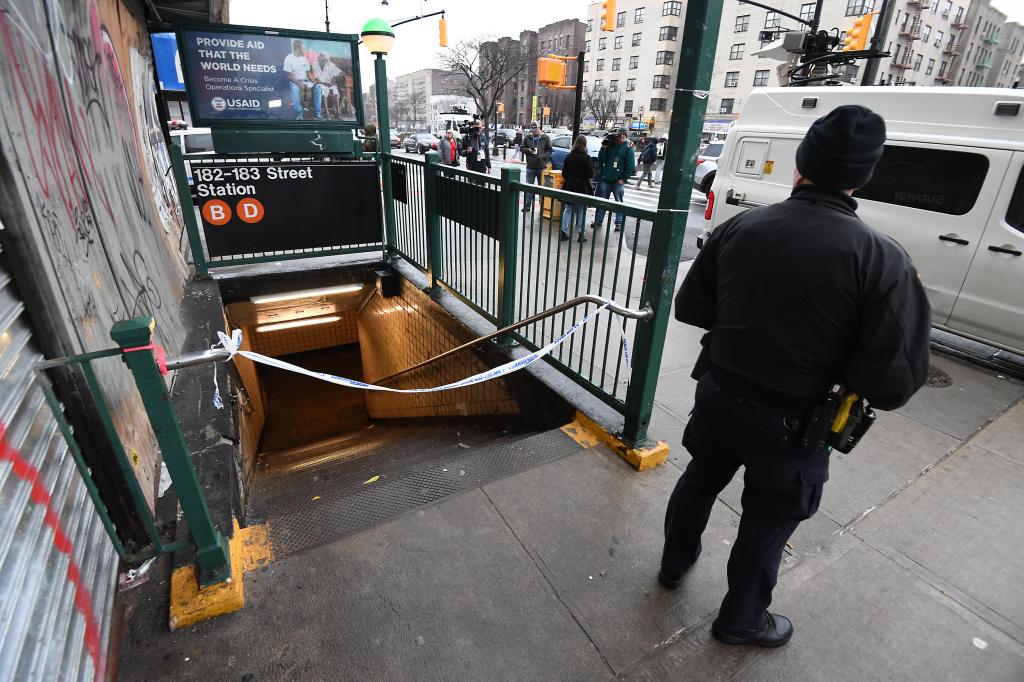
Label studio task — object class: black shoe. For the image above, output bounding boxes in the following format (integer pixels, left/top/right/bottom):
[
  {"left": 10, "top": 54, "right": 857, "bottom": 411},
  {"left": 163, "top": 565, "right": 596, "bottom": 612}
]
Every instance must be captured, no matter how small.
[
  {"left": 560, "top": 232, "right": 570, "bottom": 241},
  {"left": 712, "top": 612, "right": 793, "bottom": 648},
  {"left": 590, "top": 222, "right": 600, "bottom": 229},
  {"left": 577, "top": 234, "right": 587, "bottom": 243},
  {"left": 658, "top": 559, "right": 695, "bottom": 590},
  {"left": 614, "top": 223, "right": 623, "bottom": 232},
  {"left": 522, "top": 206, "right": 532, "bottom": 213}
]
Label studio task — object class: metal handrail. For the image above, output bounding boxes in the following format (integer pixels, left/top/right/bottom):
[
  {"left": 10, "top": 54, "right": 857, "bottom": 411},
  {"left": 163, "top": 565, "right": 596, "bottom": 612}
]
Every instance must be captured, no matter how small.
[{"left": 372, "top": 295, "right": 654, "bottom": 387}]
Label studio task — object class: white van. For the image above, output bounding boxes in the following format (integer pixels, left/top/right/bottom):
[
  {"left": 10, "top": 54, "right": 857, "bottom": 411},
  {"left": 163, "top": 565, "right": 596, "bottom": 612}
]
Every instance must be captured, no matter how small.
[{"left": 703, "top": 87, "right": 1024, "bottom": 356}]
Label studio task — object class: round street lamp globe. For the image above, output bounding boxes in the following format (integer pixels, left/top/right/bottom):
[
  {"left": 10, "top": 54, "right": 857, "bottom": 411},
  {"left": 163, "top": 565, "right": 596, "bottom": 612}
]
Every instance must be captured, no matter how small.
[{"left": 361, "top": 18, "right": 395, "bottom": 55}]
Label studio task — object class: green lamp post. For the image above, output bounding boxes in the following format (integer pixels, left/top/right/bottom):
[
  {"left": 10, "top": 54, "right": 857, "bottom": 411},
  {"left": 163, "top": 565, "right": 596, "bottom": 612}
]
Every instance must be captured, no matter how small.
[{"left": 361, "top": 18, "right": 397, "bottom": 254}]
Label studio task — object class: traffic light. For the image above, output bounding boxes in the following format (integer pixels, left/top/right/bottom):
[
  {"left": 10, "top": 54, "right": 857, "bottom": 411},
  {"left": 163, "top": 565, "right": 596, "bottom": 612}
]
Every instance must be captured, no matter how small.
[
  {"left": 537, "top": 57, "right": 567, "bottom": 86},
  {"left": 439, "top": 17, "right": 448, "bottom": 47},
  {"left": 600, "top": 0, "right": 617, "bottom": 32},
  {"left": 843, "top": 13, "right": 874, "bottom": 52}
]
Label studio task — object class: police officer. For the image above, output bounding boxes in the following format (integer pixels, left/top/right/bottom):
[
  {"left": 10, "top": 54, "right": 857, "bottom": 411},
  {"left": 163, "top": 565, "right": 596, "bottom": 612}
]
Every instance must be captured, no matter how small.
[{"left": 659, "top": 105, "right": 931, "bottom": 647}]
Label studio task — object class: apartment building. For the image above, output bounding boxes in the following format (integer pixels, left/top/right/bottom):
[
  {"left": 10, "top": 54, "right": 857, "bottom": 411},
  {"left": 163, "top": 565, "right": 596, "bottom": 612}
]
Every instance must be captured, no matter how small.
[
  {"left": 497, "top": 31, "right": 539, "bottom": 127},
  {"left": 582, "top": 0, "right": 687, "bottom": 134},
  {"left": 706, "top": 0, "right": 1023, "bottom": 128},
  {"left": 990, "top": 23, "right": 1024, "bottom": 87},
  {"left": 533, "top": 19, "right": 587, "bottom": 127}
]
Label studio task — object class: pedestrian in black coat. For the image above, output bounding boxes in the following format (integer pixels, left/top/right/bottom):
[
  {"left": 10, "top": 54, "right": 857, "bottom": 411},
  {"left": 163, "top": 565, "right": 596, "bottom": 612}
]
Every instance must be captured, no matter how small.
[
  {"left": 660, "top": 105, "right": 931, "bottom": 649},
  {"left": 559, "top": 136, "right": 594, "bottom": 242}
]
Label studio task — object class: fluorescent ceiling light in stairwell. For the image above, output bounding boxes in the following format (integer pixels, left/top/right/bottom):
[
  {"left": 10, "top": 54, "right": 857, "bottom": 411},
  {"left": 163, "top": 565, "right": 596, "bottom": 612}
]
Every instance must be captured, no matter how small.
[
  {"left": 256, "top": 315, "right": 341, "bottom": 333},
  {"left": 250, "top": 284, "right": 364, "bottom": 305}
]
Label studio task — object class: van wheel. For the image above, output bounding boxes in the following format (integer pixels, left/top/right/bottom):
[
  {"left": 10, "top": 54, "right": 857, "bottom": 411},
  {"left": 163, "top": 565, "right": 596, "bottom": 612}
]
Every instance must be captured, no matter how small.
[{"left": 701, "top": 171, "right": 716, "bottom": 195}]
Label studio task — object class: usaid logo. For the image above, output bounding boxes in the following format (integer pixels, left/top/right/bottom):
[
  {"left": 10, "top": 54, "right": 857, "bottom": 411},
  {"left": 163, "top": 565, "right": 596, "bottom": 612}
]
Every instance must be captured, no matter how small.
[{"left": 211, "top": 97, "right": 227, "bottom": 112}]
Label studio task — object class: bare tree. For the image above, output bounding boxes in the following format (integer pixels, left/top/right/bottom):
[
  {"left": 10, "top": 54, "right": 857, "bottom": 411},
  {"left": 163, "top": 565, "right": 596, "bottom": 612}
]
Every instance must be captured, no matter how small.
[
  {"left": 583, "top": 85, "right": 621, "bottom": 130},
  {"left": 408, "top": 91, "right": 428, "bottom": 129},
  {"left": 541, "top": 89, "right": 575, "bottom": 128},
  {"left": 439, "top": 36, "right": 530, "bottom": 128}
]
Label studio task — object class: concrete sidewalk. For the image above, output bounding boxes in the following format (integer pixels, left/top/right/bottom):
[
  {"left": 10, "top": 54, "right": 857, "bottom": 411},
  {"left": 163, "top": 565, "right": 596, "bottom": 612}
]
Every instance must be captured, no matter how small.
[{"left": 119, "top": 339, "right": 1024, "bottom": 680}]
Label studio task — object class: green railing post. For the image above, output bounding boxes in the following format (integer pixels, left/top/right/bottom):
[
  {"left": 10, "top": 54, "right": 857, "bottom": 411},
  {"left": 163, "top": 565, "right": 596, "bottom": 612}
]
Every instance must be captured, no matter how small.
[
  {"left": 169, "top": 143, "right": 209, "bottom": 278},
  {"left": 622, "top": 0, "right": 723, "bottom": 446},
  {"left": 423, "top": 151, "right": 442, "bottom": 290},
  {"left": 110, "top": 318, "right": 231, "bottom": 587},
  {"left": 375, "top": 54, "right": 397, "bottom": 256},
  {"left": 497, "top": 167, "right": 522, "bottom": 344}
]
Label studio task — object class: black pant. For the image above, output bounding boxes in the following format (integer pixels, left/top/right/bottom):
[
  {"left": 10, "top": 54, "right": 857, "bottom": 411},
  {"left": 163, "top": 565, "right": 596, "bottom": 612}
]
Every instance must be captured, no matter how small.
[{"left": 662, "top": 372, "right": 829, "bottom": 630}]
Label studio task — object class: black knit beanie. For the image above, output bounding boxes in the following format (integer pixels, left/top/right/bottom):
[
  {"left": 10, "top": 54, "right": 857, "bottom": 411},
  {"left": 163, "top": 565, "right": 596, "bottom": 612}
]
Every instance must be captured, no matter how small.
[{"left": 795, "top": 105, "right": 886, "bottom": 190}]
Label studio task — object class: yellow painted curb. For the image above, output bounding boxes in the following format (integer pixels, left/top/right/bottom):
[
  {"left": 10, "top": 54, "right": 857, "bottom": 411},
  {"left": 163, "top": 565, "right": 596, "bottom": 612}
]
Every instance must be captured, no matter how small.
[
  {"left": 169, "top": 520, "right": 274, "bottom": 630},
  {"left": 570, "top": 411, "right": 669, "bottom": 472},
  {"left": 560, "top": 418, "right": 601, "bottom": 448}
]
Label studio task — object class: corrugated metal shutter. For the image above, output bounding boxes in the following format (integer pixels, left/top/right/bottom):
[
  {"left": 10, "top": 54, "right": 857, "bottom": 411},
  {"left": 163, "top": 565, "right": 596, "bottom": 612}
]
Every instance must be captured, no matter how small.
[{"left": 0, "top": 243, "right": 120, "bottom": 681}]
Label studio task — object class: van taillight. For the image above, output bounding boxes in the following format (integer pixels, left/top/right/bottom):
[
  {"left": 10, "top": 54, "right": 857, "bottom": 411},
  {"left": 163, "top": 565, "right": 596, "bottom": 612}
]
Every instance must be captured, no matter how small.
[
  {"left": 705, "top": 190, "right": 714, "bottom": 220},
  {"left": 695, "top": 158, "right": 704, "bottom": 165}
]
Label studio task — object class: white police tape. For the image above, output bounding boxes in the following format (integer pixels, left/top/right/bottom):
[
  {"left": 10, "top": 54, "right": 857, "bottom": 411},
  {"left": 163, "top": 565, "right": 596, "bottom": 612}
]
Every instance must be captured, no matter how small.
[{"left": 213, "top": 301, "right": 612, "bottom": 394}]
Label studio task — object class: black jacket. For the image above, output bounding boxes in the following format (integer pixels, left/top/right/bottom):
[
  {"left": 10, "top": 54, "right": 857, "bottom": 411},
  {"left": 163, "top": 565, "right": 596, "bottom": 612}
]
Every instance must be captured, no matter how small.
[
  {"left": 522, "top": 133, "right": 553, "bottom": 169},
  {"left": 676, "top": 184, "right": 931, "bottom": 410},
  {"left": 561, "top": 148, "right": 594, "bottom": 195}
]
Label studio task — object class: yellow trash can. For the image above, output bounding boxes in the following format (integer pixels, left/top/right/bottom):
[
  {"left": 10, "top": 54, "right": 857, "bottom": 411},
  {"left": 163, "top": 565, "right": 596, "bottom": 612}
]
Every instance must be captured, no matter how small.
[{"left": 540, "top": 168, "right": 564, "bottom": 221}]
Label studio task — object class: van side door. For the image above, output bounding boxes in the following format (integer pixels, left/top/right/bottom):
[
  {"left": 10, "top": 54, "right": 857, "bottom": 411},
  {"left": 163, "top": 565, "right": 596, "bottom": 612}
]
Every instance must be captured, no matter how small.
[{"left": 946, "top": 152, "right": 1024, "bottom": 354}]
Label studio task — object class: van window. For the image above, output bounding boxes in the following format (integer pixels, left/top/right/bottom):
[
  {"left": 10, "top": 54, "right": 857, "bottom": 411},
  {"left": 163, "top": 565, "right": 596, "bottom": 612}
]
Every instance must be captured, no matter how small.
[
  {"left": 183, "top": 133, "right": 214, "bottom": 154},
  {"left": 855, "top": 145, "right": 988, "bottom": 216},
  {"left": 1006, "top": 167, "right": 1024, "bottom": 233}
]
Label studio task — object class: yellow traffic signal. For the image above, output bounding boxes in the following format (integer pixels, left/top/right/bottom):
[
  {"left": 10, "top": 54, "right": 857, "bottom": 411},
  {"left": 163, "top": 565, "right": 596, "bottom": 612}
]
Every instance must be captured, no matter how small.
[
  {"left": 537, "top": 57, "right": 567, "bottom": 86},
  {"left": 600, "top": 0, "right": 617, "bottom": 32},
  {"left": 439, "top": 17, "right": 448, "bottom": 47},
  {"left": 843, "top": 13, "right": 874, "bottom": 51},
  {"left": 498, "top": 102, "right": 505, "bottom": 114}
]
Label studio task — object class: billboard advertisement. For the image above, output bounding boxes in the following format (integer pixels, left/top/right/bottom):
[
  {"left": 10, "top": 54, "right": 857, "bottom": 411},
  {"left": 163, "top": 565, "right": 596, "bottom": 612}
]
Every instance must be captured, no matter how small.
[{"left": 177, "top": 25, "right": 362, "bottom": 127}]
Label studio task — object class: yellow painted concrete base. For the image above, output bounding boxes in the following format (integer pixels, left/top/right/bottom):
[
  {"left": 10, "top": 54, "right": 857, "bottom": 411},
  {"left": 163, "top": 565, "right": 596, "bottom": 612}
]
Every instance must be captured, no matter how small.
[
  {"left": 565, "top": 411, "right": 669, "bottom": 472},
  {"left": 169, "top": 520, "right": 274, "bottom": 630}
]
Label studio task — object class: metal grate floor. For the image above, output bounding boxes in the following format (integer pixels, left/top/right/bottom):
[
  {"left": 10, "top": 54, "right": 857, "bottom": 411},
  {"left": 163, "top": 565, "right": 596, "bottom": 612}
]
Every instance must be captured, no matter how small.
[{"left": 249, "top": 423, "right": 580, "bottom": 558}]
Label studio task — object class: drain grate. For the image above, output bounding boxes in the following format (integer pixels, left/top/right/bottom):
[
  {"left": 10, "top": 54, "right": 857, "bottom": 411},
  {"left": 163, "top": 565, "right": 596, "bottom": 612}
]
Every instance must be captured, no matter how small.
[{"left": 249, "top": 424, "right": 580, "bottom": 558}]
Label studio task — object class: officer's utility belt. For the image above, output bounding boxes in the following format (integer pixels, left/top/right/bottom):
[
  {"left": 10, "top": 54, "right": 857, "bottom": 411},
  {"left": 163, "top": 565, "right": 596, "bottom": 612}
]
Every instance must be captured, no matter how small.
[{"left": 799, "top": 384, "right": 876, "bottom": 455}]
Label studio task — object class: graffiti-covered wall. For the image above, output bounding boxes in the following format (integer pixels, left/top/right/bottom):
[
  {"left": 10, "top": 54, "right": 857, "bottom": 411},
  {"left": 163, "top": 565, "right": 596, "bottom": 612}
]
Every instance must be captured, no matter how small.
[{"left": 0, "top": 0, "right": 189, "bottom": 503}]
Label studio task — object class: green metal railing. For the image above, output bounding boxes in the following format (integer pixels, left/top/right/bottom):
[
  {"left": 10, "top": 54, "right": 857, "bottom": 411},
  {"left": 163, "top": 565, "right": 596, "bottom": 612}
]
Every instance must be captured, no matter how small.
[
  {"left": 171, "top": 145, "right": 387, "bottom": 277},
  {"left": 36, "top": 318, "right": 232, "bottom": 587}
]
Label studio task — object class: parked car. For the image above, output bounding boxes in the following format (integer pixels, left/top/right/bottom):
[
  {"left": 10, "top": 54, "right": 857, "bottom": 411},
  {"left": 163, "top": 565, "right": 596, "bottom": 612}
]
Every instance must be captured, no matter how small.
[
  {"left": 389, "top": 131, "right": 402, "bottom": 147},
  {"left": 703, "top": 86, "right": 1024, "bottom": 355},
  {"left": 549, "top": 134, "right": 603, "bottom": 178},
  {"left": 403, "top": 133, "right": 439, "bottom": 154},
  {"left": 693, "top": 142, "right": 724, "bottom": 195}
]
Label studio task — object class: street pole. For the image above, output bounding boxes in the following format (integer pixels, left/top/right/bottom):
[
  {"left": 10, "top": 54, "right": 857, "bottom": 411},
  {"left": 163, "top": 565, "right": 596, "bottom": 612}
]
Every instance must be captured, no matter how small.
[
  {"left": 375, "top": 53, "right": 397, "bottom": 255},
  {"left": 622, "top": 0, "right": 724, "bottom": 444},
  {"left": 861, "top": 0, "right": 894, "bottom": 85},
  {"left": 572, "top": 51, "right": 585, "bottom": 140}
]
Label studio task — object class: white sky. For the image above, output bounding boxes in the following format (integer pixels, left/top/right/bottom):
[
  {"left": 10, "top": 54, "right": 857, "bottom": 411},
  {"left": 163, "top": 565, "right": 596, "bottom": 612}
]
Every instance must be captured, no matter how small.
[{"left": 231, "top": 0, "right": 1024, "bottom": 94}]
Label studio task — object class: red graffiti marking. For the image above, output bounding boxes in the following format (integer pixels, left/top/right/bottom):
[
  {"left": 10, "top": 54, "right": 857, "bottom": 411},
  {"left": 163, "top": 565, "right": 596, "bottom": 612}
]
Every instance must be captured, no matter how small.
[{"left": 0, "top": 422, "right": 104, "bottom": 682}]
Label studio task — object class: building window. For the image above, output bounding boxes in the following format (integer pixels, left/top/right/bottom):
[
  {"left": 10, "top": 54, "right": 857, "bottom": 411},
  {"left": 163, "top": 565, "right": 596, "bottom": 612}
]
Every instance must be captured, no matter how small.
[
  {"left": 753, "top": 69, "right": 770, "bottom": 86},
  {"left": 626, "top": 78, "right": 636, "bottom": 91},
  {"left": 629, "top": 55, "right": 639, "bottom": 69},
  {"left": 617, "top": 11, "right": 626, "bottom": 28},
  {"left": 635, "top": 7, "right": 645, "bottom": 23},
  {"left": 614, "top": 35, "right": 623, "bottom": 49},
  {"left": 926, "top": 58, "right": 936, "bottom": 75},
  {"left": 729, "top": 43, "right": 744, "bottom": 59},
  {"left": 922, "top": 24, "right": 932, "bottom": 43},
  {"left": 659, "top": 26, "right": 678, "bottom": 41},
  {"left": 650, "top": 98, "right": 667, "bottom": 111},
  {"left": 846, "top": 0, "right": 873, "bottom": 17},
  {"left": 735, "top": 15, "right": 750, "bottom": 32},
  {"left": 765, "top": 11, "right": 781, "bottom": 29},
  {"left": 663, "top": 1, "right": 682, "bottom": 16},
  {"left": 720, "top": 98, "right": 735, "bottom": 114},
  {"left": 934, "top": 30, "right": 944, "bottom": 48},
  {"left": 632, "top": 32, "right": 642, "bottom": 47},
  {"left": 725, "top": 71, "right": 739, "bottom": 87},
  {"left": 939, "top": 60, "right": 948, "bottom": 76},
  {"left": 954, "top": 7, "right": 963, "bottom": 24},
  {"left": 584, "top": 63, "right": 589, "bottom": 73},
  {"left": 599, "top": 37, "right": 607, "bottom": 50},
  {"left": 612, "top": 58, "right": 621, "bottom": 71},
  {"left": 587, "top": 18, "right": 592, "bottom": 32},
  {"left": 653, "top": 74, "right": 670, "bottom": 88},
  {"left": 913, "top": 53, "right": 923, "bottom": 71},
  {"left": 624, "top": 99, "right": 634, "bottom": 113},
  {"left": 656, "top": 51, "right": 675, "bottom": 65},
  {"left": 585, "top": 40, "right": 591, "bottom": 52},
  {"left": 596, "top": 59, "right": 605, "bottom": 71},
  {"left": 800, "top": 3, "right": 815, "bottom": 21},
  {"left": 595, "top": 79, "right": 603, "bottom": 89},
  {"left": 609, "top": 80, "right": 619, "bottom": 91}
]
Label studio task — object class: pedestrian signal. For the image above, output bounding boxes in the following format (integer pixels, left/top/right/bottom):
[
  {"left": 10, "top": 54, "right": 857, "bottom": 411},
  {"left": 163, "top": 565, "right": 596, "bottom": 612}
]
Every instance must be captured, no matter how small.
[
  {"left": 600, "top": 0, "right": 616, "bottom": 32},
  {"left": 843, "top": 13, "right": 874, "bottom": 52},
  {"left": 537, "top": 57, "right": 566, "bottom": 86}
]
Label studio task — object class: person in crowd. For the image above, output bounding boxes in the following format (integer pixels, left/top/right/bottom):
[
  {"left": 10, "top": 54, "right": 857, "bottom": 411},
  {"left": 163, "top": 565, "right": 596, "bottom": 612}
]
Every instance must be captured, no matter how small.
[
  {"left": 660, "top": 105, "right": 930, "bottom": 649},
  {"left": 362, "top": 123, "right": 378, "bottom": 153},
  {"left": 559, "top": 135, "right": 594, "bottom": 243},
  {"left": 591, "top": 128, "right": 635, "bottom": 231},
  {"left": 512, "top": 128, "right": 524, "bottom": 161},
  {"left": 466, "top": 120, "right": 491, "bottom": 173},
  {"left": 636, "top": 138, "right": 659, "bottom": 188},
  {"left": 440, "top": 129, "right": 460, "bottom": 167},
  {"left": 520, "top": 121, "right": 552, "bottom": 212}
]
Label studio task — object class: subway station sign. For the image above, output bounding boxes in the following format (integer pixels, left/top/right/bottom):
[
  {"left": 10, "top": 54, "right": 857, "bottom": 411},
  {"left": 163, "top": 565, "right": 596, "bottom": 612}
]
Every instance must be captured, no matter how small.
[
  {"left": 194, "top": 159, "right": 382, "bottom": 257},
  {"left": 177, "top": 24, "right": 362, "bottom": 127}
]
